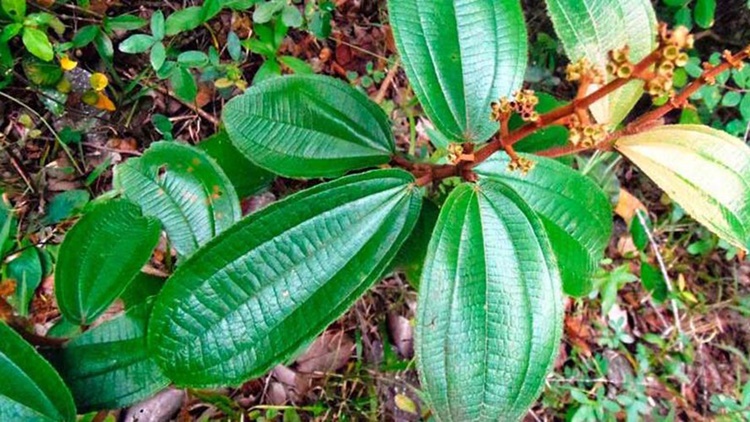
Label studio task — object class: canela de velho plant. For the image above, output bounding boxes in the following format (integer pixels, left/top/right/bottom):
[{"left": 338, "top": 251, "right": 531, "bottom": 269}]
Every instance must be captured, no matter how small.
[{"left": 1, "top": 0, "right": 750, "bottom": 421}]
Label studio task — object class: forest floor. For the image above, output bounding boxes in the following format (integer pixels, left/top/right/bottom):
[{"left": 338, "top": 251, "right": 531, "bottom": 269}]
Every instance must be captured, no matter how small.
[{"left": 1, "top": 0, "right": 750, "bottom": 421}]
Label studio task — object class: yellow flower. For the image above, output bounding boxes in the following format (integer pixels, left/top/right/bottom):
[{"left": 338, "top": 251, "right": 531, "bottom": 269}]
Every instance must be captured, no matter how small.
[
  {"left": 60, "top": 55, "right": 78, "bottom": 71},
  {"left": 89, "top": 73, "right": 109, "bottom": 92}
]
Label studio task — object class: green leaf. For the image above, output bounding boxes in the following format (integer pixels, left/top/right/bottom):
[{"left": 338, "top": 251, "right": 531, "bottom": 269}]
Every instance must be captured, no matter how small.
[
  {"left": 55, "top": 200, "right": 161, "bottom": 325},
  {"left": 227, "top": 31, "right": 242, "bottom": 61},
  {"left": 281, "top": 4, "right": 303, "bottom": 28},
  {"left": 71, "top": 25, "right": 99, "bottom": 48},
  {"left": 251, "top": 58, "right": 281, "bottom": 83},
  {"left": 722, "top": 91, "right": 742, "bottom": 108},
  {"left": 223, "top": 74, "right": 395, "bottom": 178},
  {"left": 94, "top": 31, "right": 113, "bottom": 61},
  {"left": 119, "top": 272, "right": 165, "bottom": 310},
  {"left": 170, "top": 66, "right": 197, "bottom": 101},
  {"left": 640, "top": 262, "right": 667, "bottom": 303},
  {"left": 545, "top": 0, "right": 657, "bottom": 126},
  {"left": 741, "top": 94, "right": 750, "bottom": 121},
  {"left": 253, "top": 0, "right": 284, "bottom": 23},
  {"left": 148, "top": 169, "right": 422, "bottom": 387},
  {"left": 693, "top": 0, "right": 715, "bottom": 28},
  {"left": 278, "top": 55, "right": 313, "bottom": 74},
  {"left": 511, "top": 93, "right": 569, "bottom": 154},
  {"left": 392, "top": 200, "right": 439, "bottom": 289},
  {"left": 5, "top": 244, "right": 42, "bottom": 317},
  {"left": 149, "top": 41, "right": 166, "bottom": 71},
  {"left": 177, "top": 50, "right": 209, "bottom": 67},
  {"left": 416, "top": 181, "right": 563, "bottom": 421},
  {"left": 1, "top": 0, "right": 25, "bottom": 21},
  {"left": 113, "top": 141, "right": 241, "bottom": 258},
  {"left": 21, "top": 54, "right": 62, "bottom": 86},
  {"left": 0, "top": 191, "right": 16, "bottom": 258},
  {"left": 198, "top": 130, "right": 275, "bottom": 198},
  {"left": 44, "top": 190, "right": 90, "bottom": 225},
  {"left": 630, "top": 209, "right": 651, "bottom": 252},
  {"left": 118, "top": 34, "right": 155, "bottom": 54},
  {"left": 22, "top": 27, "right": 53, "bottom": 61},
  {"left": 54, "top": 303, "right": 170, "bottom": 412},
  {"left": 616, "top": 125, "right": 750, "bottom": 250},
  {"left": 165, "top": 6, "right": 204, "bottom": 36},
  {"left": 104, "top": 14, "right": 148, "bottom": 32},
  {"left": 151, "top": 10, "right": 165, "bottom": 41},
  {"left": 475, "top": 154, "right": 612, "bottom": 296},
  {"left": 0, "top": 322, "right": 76, "bottom": 422},
  {"left": 388, "top": 0, "right": 527, "bottom": 142}
]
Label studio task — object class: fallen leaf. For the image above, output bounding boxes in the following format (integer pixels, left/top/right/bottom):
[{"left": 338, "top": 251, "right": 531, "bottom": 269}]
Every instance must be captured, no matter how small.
[{"left": 614, "top": 188, "right": 647, "bottom": 225}]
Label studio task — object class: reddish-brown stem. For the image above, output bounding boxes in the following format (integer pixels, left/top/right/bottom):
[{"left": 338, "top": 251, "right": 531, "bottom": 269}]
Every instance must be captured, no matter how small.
[{"left": 394, "top": 44, "right": 750, "bottom": 181}]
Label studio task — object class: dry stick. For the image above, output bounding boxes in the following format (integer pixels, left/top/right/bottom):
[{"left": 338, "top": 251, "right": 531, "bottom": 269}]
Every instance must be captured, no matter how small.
[
  {"left": 374, "top": 59, "right": 400, "bottom": 104},
  {"left": 123, "top": 71, "right": 220, "bottom": 128}
]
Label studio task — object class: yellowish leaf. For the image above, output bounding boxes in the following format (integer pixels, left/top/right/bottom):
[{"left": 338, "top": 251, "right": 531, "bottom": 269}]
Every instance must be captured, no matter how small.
[
  {"left": 394, "top": 393, "right": 418, "bottom": 415},
  {"left": 616, "top": 125, "right": 750, "bottom": 250},
  {"left": 94, "top": 92, "right": 116, "bottom": 111},
  {"left": 614, "top": 188, "right": 647, "bottom": 226},
  {"left": 90, "top": 72, "right": 109, "bottom": 91},
  {"left": 59, "top": 55, "right": 78, "bottom": 71}
]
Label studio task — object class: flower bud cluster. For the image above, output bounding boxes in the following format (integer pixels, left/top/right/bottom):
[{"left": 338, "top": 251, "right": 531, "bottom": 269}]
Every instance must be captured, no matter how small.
[
  {"left": 567, "top": 115, "right": 607, "bottom": 148},
  {"left": 507, "top": 156, "right": 535, "bottom": 175},
  {"left": 447, "top": 143, "right": 464, "bottom": 164},
  {"left": 566, "top": 58, "right": 605, "bottom": 84},
  {"left": 646, "top": 24, "right": 694, "bottom": 98},
  {"left": 491, "top": 90, "right": 540, "bottom": 123},
  {"left": 605, "top": 46, "right": 635, "bottom": 79}
]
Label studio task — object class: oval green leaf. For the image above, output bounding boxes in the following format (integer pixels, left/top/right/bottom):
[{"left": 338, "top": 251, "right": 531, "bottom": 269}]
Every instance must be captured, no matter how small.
[
  {"left": 0, "top": 322, "right": 76, "bottom": 421},
  {"left": 416, "top": 181, "right": 563, "bottom": 421},
  {"left": 222, "top": 74, "right": 395, "bottom": 178},
  {"left": 55, "top": 200, "right": 160, "bottom": 325},
  {"left": 616, "top": 124, "right": 750, "bottom": 250},
  {"left": 545, "top": 0, "right": 656, "bottom": 126},
  {"left": 54, "top": 303, "right": 170, "bottom": 412},
  {"left": 148, "top": 169, "right": 422, "bottom": 387},
  {"left": 388, "top": 0, "right": 527, "bottom": 143},
  {"left": 113, "top": 141, "right": 241, "bottom": 258},
  {"left": 475, "top": 153, "right": 612, "bottom": 296}
]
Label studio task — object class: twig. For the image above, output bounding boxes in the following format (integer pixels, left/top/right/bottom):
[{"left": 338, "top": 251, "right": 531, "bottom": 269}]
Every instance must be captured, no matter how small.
[{"left": 374, "top": 59, "right": 400, "bottom": 104}]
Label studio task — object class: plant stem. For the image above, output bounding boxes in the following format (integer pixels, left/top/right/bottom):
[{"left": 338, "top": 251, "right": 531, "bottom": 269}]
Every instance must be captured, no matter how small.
[{"left": 395, "top": 43, "right": 750, "bottom": 182}]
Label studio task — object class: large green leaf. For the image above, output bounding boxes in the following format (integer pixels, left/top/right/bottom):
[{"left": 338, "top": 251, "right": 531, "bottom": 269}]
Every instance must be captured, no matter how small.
[
  {"left": 55, "top": 200, "right": 160, "bottom": 325},
  {"left": 198, "top": 131, "right": 275, "bottom": 198},
  {"left": 0, "top": 322, "right": 76, "bottom": 421},
  {"left": 113, "top": 141, "right": 241, "bottom": 258},
  {"left": 475, "top": 153, "right": 612, "bottom": 296},
  {"left": 616, "top": 125, "right": 750, "bottom": 249},
  {"left": 388, "top": 0, "right": 527, "bottom": 143},
  {"left": 416, "top": 181, "right": 563, "bottom": 421},
  {"left": 54, "top": 303, "right": 169, "bottom": 412},
  {"left": 222, "top": 75, "right": 395, "bottom": 178},
  {"left": 545, "top": 0, "right": 656, "bottom": 126},
  {"left": 148, "top": 169, "right": 422, "bottom": 387}
]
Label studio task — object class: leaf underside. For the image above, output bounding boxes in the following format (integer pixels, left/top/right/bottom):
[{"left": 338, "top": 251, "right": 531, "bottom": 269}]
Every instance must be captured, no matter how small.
[
  {"left": 616, "top": 125, "right": 750, "bottom": 249},
  {"left": 148, "top": 169, "right": 422, "bottom": 387},
  {"left": 545, "top": 0, "right": 656, "bottom": 126}
]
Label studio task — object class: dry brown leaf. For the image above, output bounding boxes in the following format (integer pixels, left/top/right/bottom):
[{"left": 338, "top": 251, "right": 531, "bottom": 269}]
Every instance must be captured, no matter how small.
[
  {"left": 614, "top": 188, "right": 647, "bottom": 225},
  {"left": 295, "top": 330, "right": 354, "bottom": 374}
]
